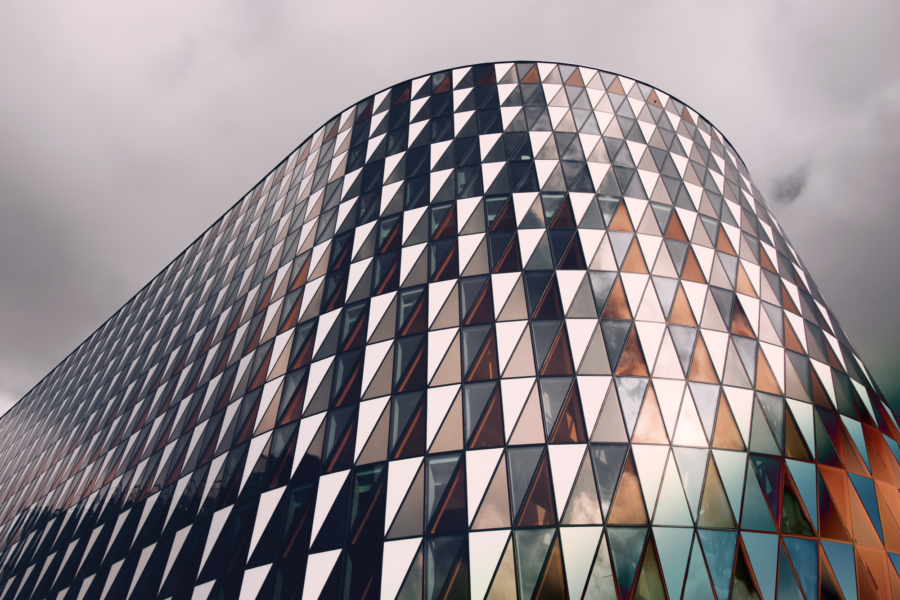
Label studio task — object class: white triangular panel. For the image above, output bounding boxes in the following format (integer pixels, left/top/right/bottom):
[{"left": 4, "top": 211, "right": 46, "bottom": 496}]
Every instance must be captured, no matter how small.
[{"left": 310, "top": 470, "right": 351, "bottom": 547}]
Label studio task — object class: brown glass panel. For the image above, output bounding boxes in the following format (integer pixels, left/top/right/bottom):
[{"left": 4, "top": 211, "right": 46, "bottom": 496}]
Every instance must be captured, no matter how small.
[
  {"left": 517, "top": 454, "right": 557, "bottom": 527},
  {"left": 333, "top": 361, "right": 364, "bottom": 410},
  {"left": 668, "top": 285, "right": 697, "bottom": 326},
  {"left": 392, "top": 86, "right": 411, "bottom": 107},
  {"left": 430, "top": 460, "right": 467, "bottom": 534},
  {"left": 818, "top": 469, "right": 853, "bottom": 542},
  {"left": 520, "top": 65, "right": 541, "bottom": 83},
  {"left": 549, "top": 199, "right": 577, "bottom": 228},
  {"left": 466, "top": 328, "right": 499, "bottom": 382},
  {"left": 855, "top": 547, "right": 885, "bottom": 600},
  {"left": 277, "top": 300, "right": 302, "bottom": 339},
  {"left": 234, "top": 396, "right": 262, "bottom": 447},
  {"left": 264, "top": 427, "right": 298, "bottom": 493},
  {"left": 198, "top": 326, "right": 218, "bottom": 361},
  {"left": 392, "top": 400, "right": 425, "bottom": 459},
  {"left": 755, "top": 348, "right": 782, "bottom": 395},
  {"left": 681, "top": 249, "right": 707, "bottom": 283},
  {"left": 607, "top": 452, "right": 648, "bottom": 524},
  {"left": 326, "top": 419, "right": 357, "bottom": 474},
  {"left": 400, "top": 295, "right": 429, "bottom": 337},
  {"left": 212, "top": 370, "right": 238, "bottom": 418},
  {"left": 430, "top": 242, "right": 459, "bottom": 284},
  {"left": 811, "top": 372, "right": 834, "bottom": 409},
  {"left": 463, "top": 279, "right": 495, "bottom": 325},
  {"left": 826, "top": 343, "right": 846, "bottom": 373},
  {"left": 697, "top": 459, "right": 735, "bottom": 527},
  {"left": 342, "top": 312, "right": 369, "bottom": 352},
  {"left": 867, "top": 430, "right": 900, "bottom": 485},
  {"left": 759, "top": 249, "right": 778, "bottom": 273},
  {"left": 849, "top": 483, "right": 883, "bottom": 548},
  {"left": 558, "top": 237, "right": 587, "bottom": 270},
  {"left": 490, "top": 199, "right": 517, "bottom": 232},
  {"left": 396, "top": 341, "right": 427, "bottom": 393},
  {"left": 434, "top": 74, "right": 453, "bottom": 94},
  {"left": 876, "top": 486, "right": 900, "bottom": 554},
  {"left": 373, "top": 256, "right": 401, "bottom": 295},
  {"left": 712, "top": 393, "right": 745, "bottom": 450},
  {"left": 534, "top": 277, "right": 565, "bottom": 319},
  {"left": 688, "top": 335, "right": 719, "bottom": 384},
  {"left": 781, "top": 283, "right": 801, "bottom": 315},
  {"left": 600, "top": 277, "right": 632, "bottom": 320},
  {"left": 289, "top": 259, "right": 312, "bottom": 295},
  {"left": 566, "top": 68, "right": 585, "bottom": 87},
  {"left": 255, "top": 278, "right": 276, "bottom": 315},
  {"left": 615, "top": 327, "right": 649, "bottom": 376},
  {"left": 549, "top": 384, "right": 587, "bottom": 443},
  {"left": 436, "top": 545, "right": 469, "bottom": 600},
  {"left": 329, "top": 240, "right": 353, "bottom": 273},
  {"left": 541, "top": 326, "right": 575, "bottom": 377},
  {"left": 533, "top": 535, "right": 568, "bottom": 600},
  {"left": 379, "top": 220, "right": 402, "bottom": 254},
  {"left": 164, "top": 443, "right": 191, "bottom": 488},
  {"left": 735, "top": 264, "right": 758, "bottom": 298},
  {"left": 607, "top": 77, "right": 627, "bottom": 95},
  {"left": 621, "top": 239, "right": 649, "bottom": 274},
  {"left": 870, "top": 443, "right": 900, "bottom": 511},
  {"left": 289, "top": 329, "right": 316, "bottom": 370},
  {"left": 469, "top": 389, "right": 505, "bottom": 449},
  {"left": 731, "top": 300, "right": 755, "bottom": 338},
  {"left": 243, "top": 318, "right": 266, "bottom": 357},
  {"left": 840, "top": 428, "right": 870, "bottom": 477},
  {"left": 716, "top": 226, "right": 737, "bottom": 255},
  {"left": 665, "top": 212, "right": 689, "bottom": 241},
  {"left": 609, "top": 202, "right": 634, "bottom": 232},
  {"left": 323, "top": 117, "right": 339, "bottom": 142},
  {"left": 433, "top": 204, "right": 458, "bottom": 240},
  {"left": 492, "top": 234, "right": 522, "bottom": 274}
]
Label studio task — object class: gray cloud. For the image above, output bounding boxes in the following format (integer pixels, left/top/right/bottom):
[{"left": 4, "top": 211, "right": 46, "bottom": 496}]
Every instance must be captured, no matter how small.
[
  {"left": 771, "top": 165, "right": 810, "bottom": 204},
  {"left": 0, "top": 0, "right": 899, "bottom": 413}
]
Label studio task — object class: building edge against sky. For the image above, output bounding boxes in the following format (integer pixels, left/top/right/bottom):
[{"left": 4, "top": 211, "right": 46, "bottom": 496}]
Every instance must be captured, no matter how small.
[{"left": 0, "top": 62, "right": 897, "bottom": 600}]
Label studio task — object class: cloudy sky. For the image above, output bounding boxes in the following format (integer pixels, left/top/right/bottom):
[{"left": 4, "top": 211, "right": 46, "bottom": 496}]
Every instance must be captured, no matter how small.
[{"left": 0, "top": 0, "right": 898, "bottom": 414}]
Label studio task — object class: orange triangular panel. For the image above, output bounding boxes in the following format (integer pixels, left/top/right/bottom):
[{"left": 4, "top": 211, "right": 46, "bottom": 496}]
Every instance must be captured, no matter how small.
[
  {"left": 755, "top": 348, "right": 783, "bottom": 395},
  {"left": 616, "top": 327, "right": 649, "bottom": 377},
  {"left": 688, "top": 335, "right": 719, "bottom": 383},
  {"left": 621, "top": 240, "right": 649, "bottom": 274},
  {"left": 600, "top": 278, "right": 632, "bottom": 320},
  {"left": 607, "top": 452, "right": 648, "bottom": 524}
]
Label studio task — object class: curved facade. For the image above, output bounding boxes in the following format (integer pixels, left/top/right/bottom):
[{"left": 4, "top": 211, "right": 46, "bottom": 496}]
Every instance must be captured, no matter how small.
[{"left": 0, "top": 62, "right": 896, "bottom": 600}]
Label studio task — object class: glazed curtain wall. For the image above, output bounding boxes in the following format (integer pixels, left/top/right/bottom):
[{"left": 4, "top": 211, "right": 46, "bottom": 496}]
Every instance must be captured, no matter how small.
[{"left": 0, "top": 62, "right": 896, "bottom": 600}]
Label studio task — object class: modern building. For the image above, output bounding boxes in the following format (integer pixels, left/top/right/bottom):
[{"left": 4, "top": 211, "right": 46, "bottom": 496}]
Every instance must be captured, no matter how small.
[{"left": 0, "top": 62, "right": 895, "bottom": 600}]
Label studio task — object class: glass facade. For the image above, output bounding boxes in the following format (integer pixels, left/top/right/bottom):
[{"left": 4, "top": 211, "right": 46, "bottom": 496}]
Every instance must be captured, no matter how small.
[{"left": 0, "top": 62, "right": 896, "bottom": 600}]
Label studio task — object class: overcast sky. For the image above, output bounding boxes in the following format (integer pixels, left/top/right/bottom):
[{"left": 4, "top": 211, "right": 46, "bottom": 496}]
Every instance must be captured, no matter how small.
[{"left": 0, "top": 0, "right": 898, "bottom": 414}]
